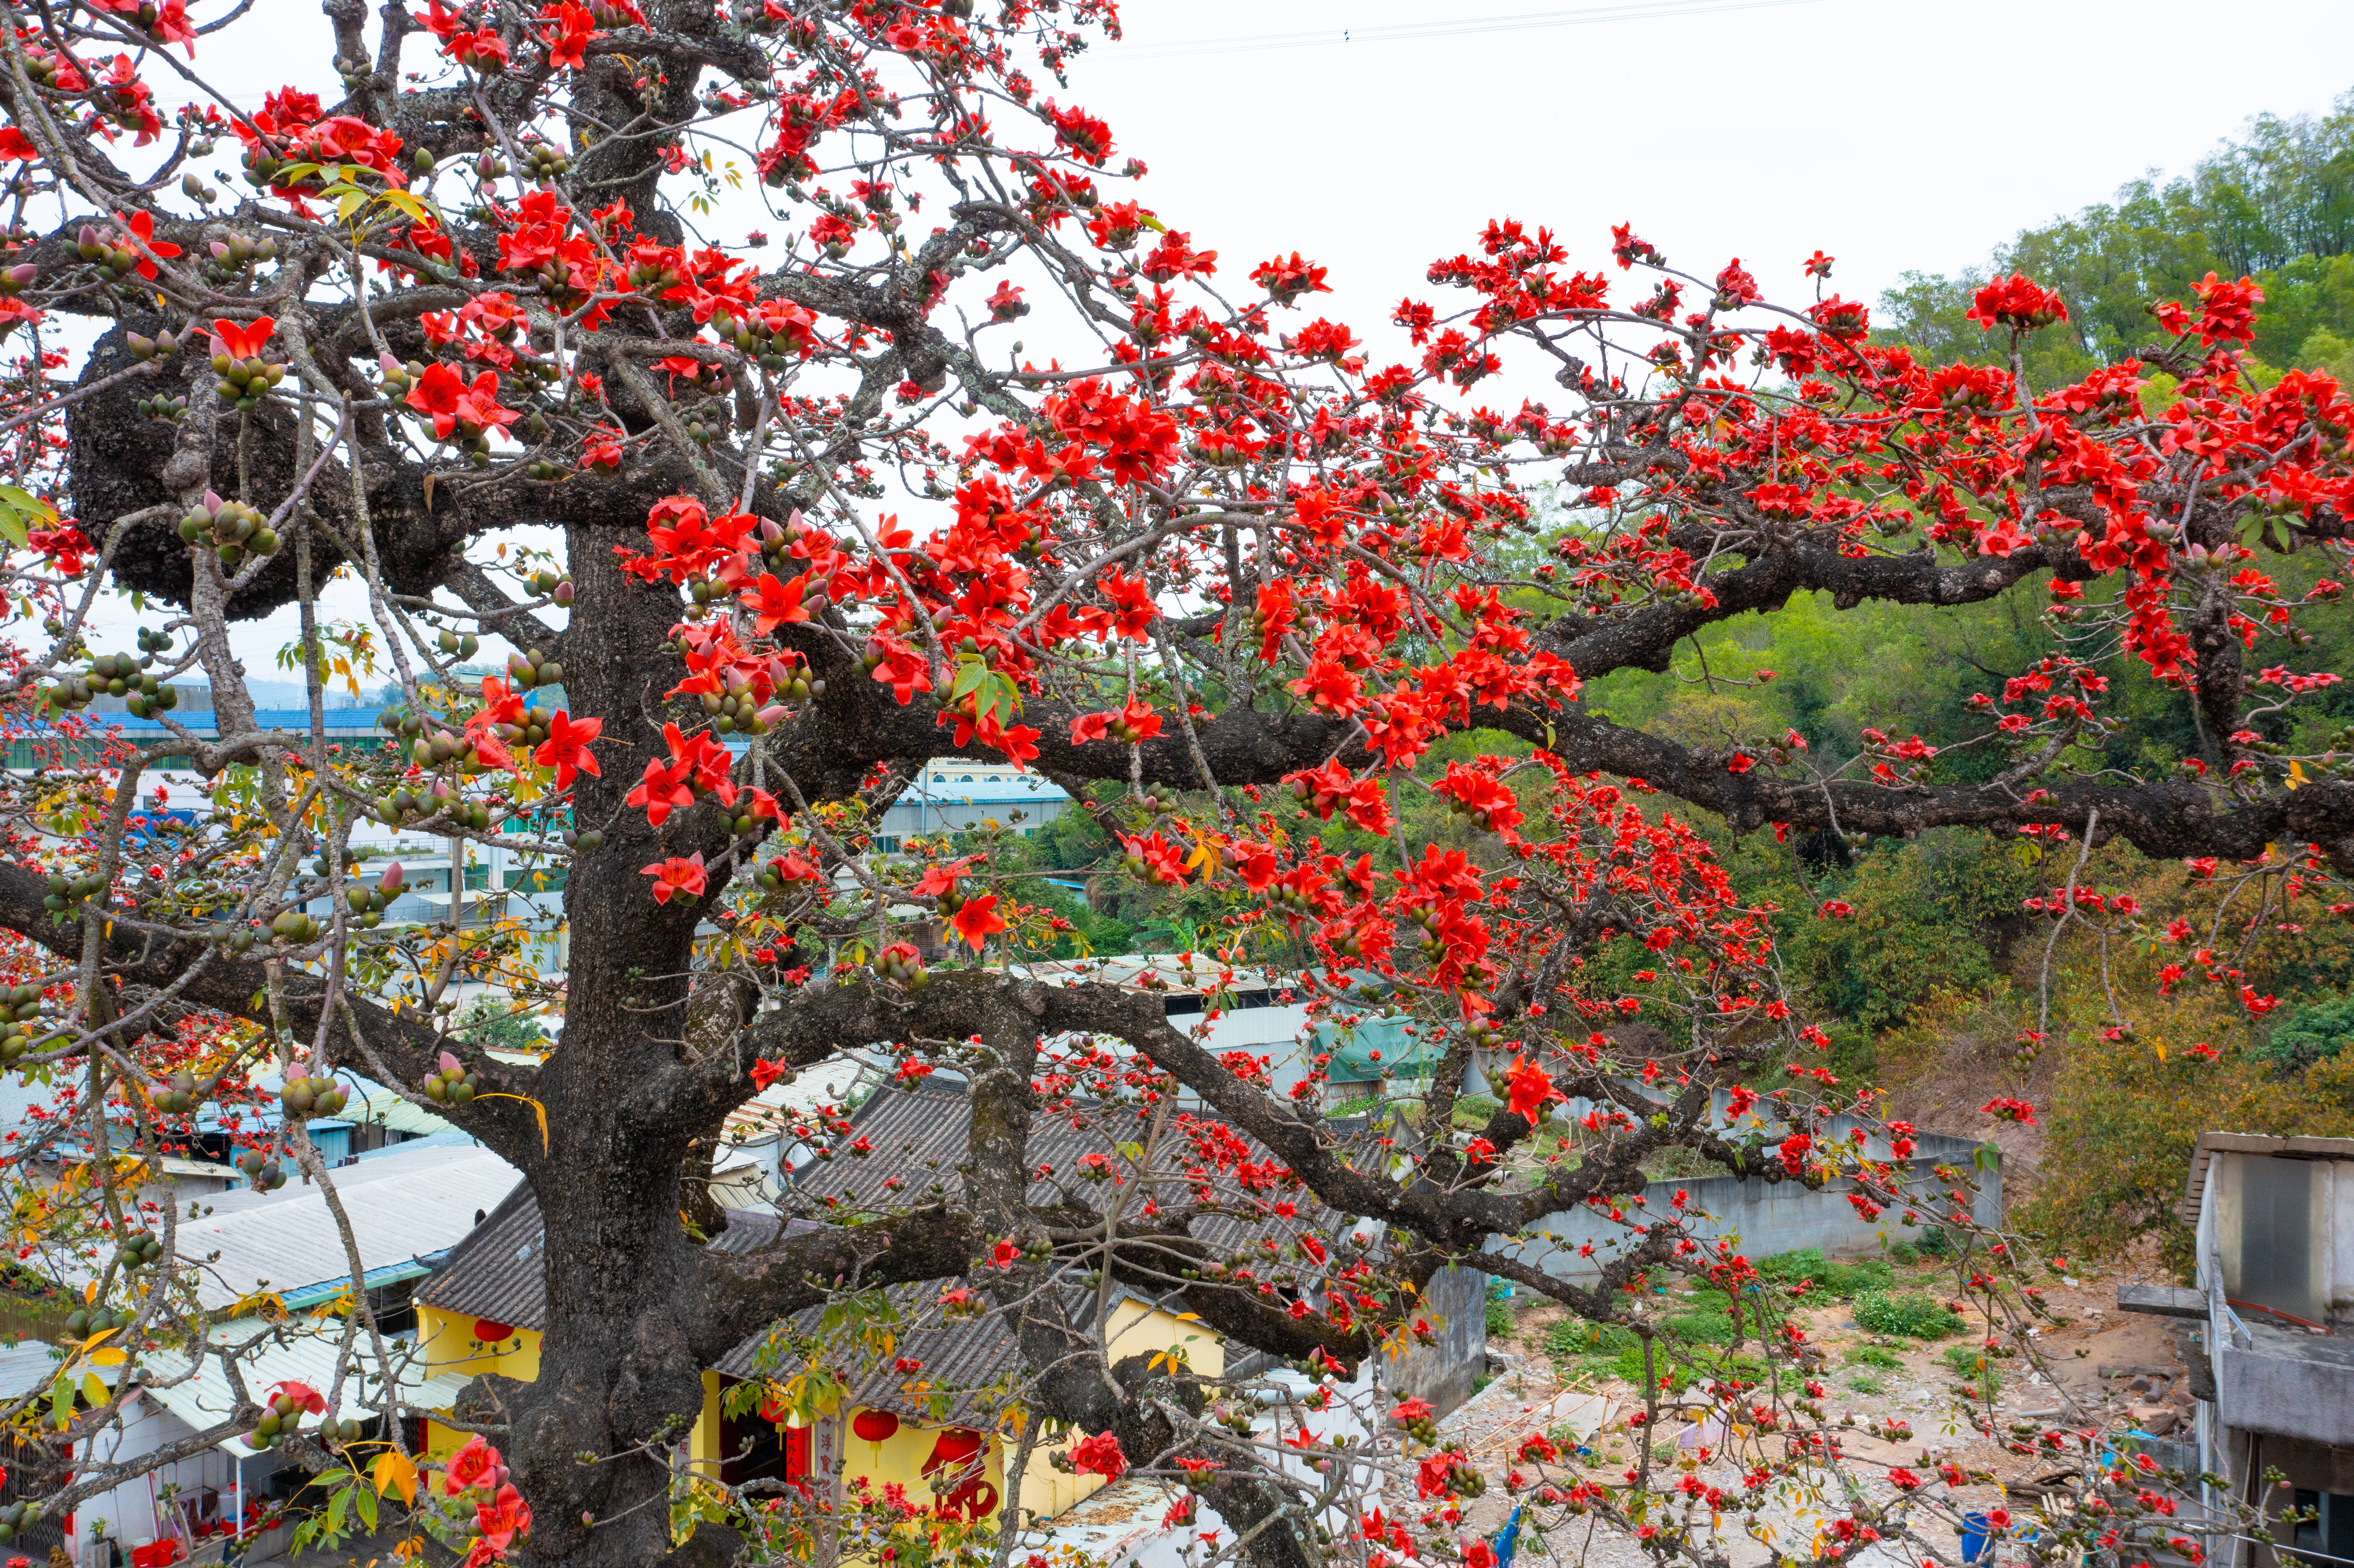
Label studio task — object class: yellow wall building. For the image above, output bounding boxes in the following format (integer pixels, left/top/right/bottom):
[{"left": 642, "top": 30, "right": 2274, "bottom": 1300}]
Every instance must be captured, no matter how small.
[{"left": 412, "top": 1198, "right": 1223, "bottom": 1528}]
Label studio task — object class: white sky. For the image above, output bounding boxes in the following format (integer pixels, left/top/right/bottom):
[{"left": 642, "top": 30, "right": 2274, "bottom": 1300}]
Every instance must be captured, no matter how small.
[
  {"left": 82, "top": 0, "right": 2354, "bottom": 678},
  {"left": 1069, "top": 0, "right": 2354, "bottom": 329}
]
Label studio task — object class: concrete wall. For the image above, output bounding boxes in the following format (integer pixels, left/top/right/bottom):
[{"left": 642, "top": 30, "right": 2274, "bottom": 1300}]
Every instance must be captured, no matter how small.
[
  {"left": 1493, "top": 1132, "right": 2002, "bottom": 1283},
  {"left": 1385, "top": 1264, "right": 1488, "bottom": 1412}
]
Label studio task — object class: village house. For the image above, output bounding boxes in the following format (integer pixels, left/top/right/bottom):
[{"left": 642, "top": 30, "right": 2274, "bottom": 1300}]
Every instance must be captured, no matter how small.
[
  {"left": 2122, "top": 1132, "right": 2354, "bottom": 1567},
  {"left": 414, "top": 1077, "right": 1483, "bottom": 1533},
  {"left": 59, "top": 1141, "right": 517, "bottom": 1563}
]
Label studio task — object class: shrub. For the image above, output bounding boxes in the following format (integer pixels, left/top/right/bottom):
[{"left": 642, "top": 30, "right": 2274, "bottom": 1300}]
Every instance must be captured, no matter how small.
[
  {"left": 2252, "top": 993, "right": 2354, "bottom": 1073},
  {"left": 1853, "top": 1289, "right": 1967, "bottom": 1339},
  {"left": 1779, "top": 830, "right": 2042, "bottom": 1031}
]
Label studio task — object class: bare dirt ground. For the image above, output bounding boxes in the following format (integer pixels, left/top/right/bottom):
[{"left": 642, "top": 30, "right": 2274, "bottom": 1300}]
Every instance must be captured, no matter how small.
[{"left": 1433, "top": 1238, "right": 2193, "bottom": 1568}]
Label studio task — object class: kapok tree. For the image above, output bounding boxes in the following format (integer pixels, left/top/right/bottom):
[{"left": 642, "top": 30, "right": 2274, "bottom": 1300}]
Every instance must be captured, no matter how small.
[{"left": 0, "top": 3, "right": 2347, "bottom": 1568}]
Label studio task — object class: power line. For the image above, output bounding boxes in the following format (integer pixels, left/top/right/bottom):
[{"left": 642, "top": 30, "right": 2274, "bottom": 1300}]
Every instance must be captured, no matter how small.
[{"left": 1107, "top": 0, "right": 1831, "bottom": 60}]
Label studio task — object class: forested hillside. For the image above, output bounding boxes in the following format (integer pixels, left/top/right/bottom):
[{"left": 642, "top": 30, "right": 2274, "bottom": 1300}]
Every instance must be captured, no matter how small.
[{"left": 1877, "top": 90, "right": 2354, "bottom": 388}]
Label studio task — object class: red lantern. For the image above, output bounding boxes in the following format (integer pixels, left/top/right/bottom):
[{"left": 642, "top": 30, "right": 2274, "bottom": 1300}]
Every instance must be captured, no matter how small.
[
  {"left": 851, "top": 1409, "right": 899, "bottom": 1445},
  {"left": 759, "top": 1390, "right": 791, "bottom": 1424},
  {"left": 473, "top": 1319, "right": 515, "bottom": 1343}
]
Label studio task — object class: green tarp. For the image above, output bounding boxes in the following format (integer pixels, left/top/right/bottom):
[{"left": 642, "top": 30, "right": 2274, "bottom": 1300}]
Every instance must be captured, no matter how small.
[{"left": 1313, "top": 1014, "right": 1442, "bottom": 1083}]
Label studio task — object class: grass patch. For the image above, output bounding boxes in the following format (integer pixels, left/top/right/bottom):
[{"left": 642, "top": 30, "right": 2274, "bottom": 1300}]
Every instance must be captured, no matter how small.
[
  {"left": 1844, "top": 1374, "right": 1887, "bottom": 1396},
  {"left": 1660, "top": 1307, "right": 1740, "bottom": 1346},
  {"left": 1548, "top": 1320, "right": 1638, "bottom": 1359},
  {"left": 1545, "top": 1315, "right": 1765, "bottom": 1393},
  {"left": 1753, "top": 1248, "right": 1895, "bottom": 1297},
  {"left": 1848, "top": 1345, "right": 1903, "bottom": 1370},
  {"left": 1943, "top": 1343, "right": 2000, "bottom": 1398},
  {"left": 1853, "top": 1289, "right": 1967, "bottom": 1340},
  {"left": 1639, "top": 1144, "right": 1724, "bottom": 1180},
  {"left": 1452, "top": 1094, "right": 1503, "bottom": 1129}
]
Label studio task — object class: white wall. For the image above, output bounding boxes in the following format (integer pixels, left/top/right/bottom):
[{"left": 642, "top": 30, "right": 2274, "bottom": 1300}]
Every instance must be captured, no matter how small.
[
  {"left": 2330, "top": 1159, "right": 2354, "bottom": 1315},
  {"left": 69, "top": 1394, "right": 236, "bottom": 1557}
]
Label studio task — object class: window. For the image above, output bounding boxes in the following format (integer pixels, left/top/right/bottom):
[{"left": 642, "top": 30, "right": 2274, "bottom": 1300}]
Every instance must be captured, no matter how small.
[
  {"left": 463, "top": 864, "right": 490, "bottom": 890},
  {"left": 2293, "top": 1491, "right": 2354, "bottom": 1565}
]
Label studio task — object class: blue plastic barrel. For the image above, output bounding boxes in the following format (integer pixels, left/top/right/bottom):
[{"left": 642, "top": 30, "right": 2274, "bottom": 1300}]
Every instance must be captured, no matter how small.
[{"left": 1960, "top": 1512, "right": 1993, "bottom": 1564}]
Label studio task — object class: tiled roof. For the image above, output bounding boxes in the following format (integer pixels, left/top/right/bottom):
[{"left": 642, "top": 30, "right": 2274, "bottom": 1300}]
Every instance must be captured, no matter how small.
[
  {"left": 416, "top": 1186, "right": 791, "bottom": 1329},
  {"left": 420, "top": 1080, "right": 1349, "bottom": 1422},
  {"left": 795, "top": 1079, "right": 1342, "bottom": 1256}
]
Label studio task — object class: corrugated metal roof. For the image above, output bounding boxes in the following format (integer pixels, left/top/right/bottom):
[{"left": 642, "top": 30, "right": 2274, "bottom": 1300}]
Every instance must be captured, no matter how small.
[
  {"left": 714, "top": 1289, "right": 1030, "bottom": 1424},
  {"left": 0, "top": 1340, "right": 63, "bottom": 1400},
  {"left": 162, "top": 1144, "right": 519, "bottom": 1309},
  {"left": 422, "top": 1181, "right": 1031, "bottom": 1421},
  {"left": 358, "top": 1093, "right": 455, "bottom": 1138},
  {"left": 136, "top": 1317, "right": 450, "bottom": 1451}
]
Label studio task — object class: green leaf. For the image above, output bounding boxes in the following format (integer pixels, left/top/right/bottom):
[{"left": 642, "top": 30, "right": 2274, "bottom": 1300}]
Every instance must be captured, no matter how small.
[
  {"left": 354, "top": 1477, "right": 378, "bottom": 1532},
  {"left": 0, "top": 483, "right": 58, "bottom": 547},
  {"left": 973, "top": 670, "right": 1021, "bottom": 729}
]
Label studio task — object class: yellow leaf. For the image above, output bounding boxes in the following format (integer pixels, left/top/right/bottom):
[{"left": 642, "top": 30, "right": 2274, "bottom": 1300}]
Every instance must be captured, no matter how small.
[
  {"left": 476, "top": 1092, "right": 551, "bottom": 1154},
  {"left": 1184, "top": 843, "right": 1212, "bottom": 871},
  {"left": 87, "top": 1348, "right": 126, "bottom": 1367},
  {"left": 81, "top": 1373, "right": 108, "bottom": 1406},
  {"left": 373, "top": 1448, "right": 419, "bottom": 1503},
  {"left": 84, "top": 1280, "right": 97, "bottom": 1304},
  {"left": 378, "top": 189, "right": 431, "bottom": 223}
]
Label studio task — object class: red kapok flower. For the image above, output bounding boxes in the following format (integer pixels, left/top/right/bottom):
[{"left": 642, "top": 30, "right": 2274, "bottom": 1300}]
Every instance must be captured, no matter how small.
[
  {"left": 211, "top": 315, "right": 275, "bottom": 358},
  {"left": 444, "top": 1434, "right": 500, "bottom": 1495},
  {"left": 949, "top": 892, "right": 1008, "bottom": 951},
  {"left": 641, "top": 852, "right": 708, "bottom": 905},
  {"left": 1502, "top": 1056, "right": 1563, "bottom": 1125},
  {"left": 1069, "top": 1430, "right": 1125, "bottom": 1481},
  {"left": 532, "top": 709, "right": 603, "bottom": 786}
]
